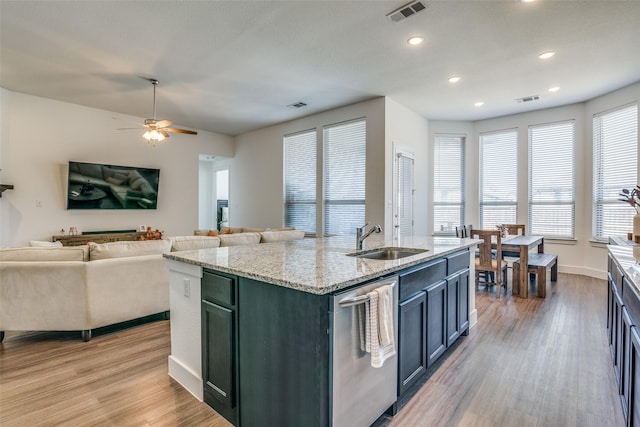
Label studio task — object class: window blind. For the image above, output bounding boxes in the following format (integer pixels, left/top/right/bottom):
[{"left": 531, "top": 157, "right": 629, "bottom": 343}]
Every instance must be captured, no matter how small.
[
  {"left": 323, "top": 120, "right": 366, "bottom": 236},
  {"left": 593, "top": 103, "right": 638, "bottom": 240},
  {"left": 284, "top": 130, "right": 317, "bottom": 233},
  {"left": 528, "top": 121, "right": 575, "bottom": 239},
  {"left": 480, "top": 130, "right": 518, "bottom": 229},
  {"left": 433, "top": 135, "right": 465, "bottom": 234}
]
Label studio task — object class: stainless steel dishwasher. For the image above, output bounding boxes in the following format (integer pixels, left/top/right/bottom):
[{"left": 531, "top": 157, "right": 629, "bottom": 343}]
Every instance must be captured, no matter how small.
[{"left": 330, "top": 275, "right": 398, "bottom": 427}]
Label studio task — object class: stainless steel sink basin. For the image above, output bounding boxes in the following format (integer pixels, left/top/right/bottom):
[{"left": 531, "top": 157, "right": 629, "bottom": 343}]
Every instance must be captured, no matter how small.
[{"left": 347, "top": 247, "right": 428, "bottom": 260}]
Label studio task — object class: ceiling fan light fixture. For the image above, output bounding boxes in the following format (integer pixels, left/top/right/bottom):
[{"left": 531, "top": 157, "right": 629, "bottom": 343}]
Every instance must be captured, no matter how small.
[{"left": 143, "top": 129, "right": 166, "bottom": 145}]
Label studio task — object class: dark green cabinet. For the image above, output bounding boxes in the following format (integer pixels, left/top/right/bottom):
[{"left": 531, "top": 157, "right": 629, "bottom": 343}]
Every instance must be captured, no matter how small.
[
  {"left": 202, "top": 271, "right": 239, "bottom": 426},
  {"left": 629, "top": 326, "right": 640, "bottom": 427},
  {"left": 607, "top": 249, "right": 640, "bottom": 426},
  {"left": 397, "top": 250, "right": 470, "bottom": 398},
  {"left": 426, "top": 280, "right": 447, "bottom": 367},
  {"left": 398, "top": 291, "right": 427, "bottom": 395}
]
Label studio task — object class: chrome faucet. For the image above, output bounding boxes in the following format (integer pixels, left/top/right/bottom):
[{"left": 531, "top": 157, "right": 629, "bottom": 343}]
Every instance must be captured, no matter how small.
[{"left": 356, "top": 223, "right": 382, "bottom": 250}]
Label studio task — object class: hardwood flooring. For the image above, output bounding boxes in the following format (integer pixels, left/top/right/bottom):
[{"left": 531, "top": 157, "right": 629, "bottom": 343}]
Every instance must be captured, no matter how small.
[{"left": 0, "top": 273, "right": 624, "bottom": 426}]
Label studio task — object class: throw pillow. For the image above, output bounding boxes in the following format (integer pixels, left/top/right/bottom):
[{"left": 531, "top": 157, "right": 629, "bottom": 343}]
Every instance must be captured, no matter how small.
[{"left": 208, "top": 230, "right": 219, "bottom": 236}]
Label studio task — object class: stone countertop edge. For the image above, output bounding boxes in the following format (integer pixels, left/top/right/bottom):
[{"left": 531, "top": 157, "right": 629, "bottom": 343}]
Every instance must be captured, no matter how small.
[
  {"left": 164, "top": 236, "right": 480, "bottom": 295},
  {"left": 609, "top": 245, "right": 640, "bottom": 292}
]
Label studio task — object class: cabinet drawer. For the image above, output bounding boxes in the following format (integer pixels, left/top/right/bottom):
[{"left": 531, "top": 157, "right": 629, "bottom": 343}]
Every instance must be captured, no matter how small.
[
  {"left": 399, "top": 259, "right": 446, "bottom": 300},
  {"left": 447, "top": 250, "right": 469, "bottom": 275},
  {"left": 203, "top": 271, "right": 236, "bottom": 307}
]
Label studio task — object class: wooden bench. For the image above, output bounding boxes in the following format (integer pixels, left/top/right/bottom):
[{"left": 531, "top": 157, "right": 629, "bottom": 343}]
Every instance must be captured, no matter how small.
[{"left": 512, "top": 253, "right": 558, "bottom": 298}]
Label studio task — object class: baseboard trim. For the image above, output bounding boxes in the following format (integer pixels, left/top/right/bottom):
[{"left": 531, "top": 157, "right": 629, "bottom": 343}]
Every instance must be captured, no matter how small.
[
  {"left": 558, "top": 265, "right": 607, "bottom": 281},
  {"left": 469, "top": 308, "right": 478, "bottom": 329},
  {"left": 168, "top": 355, "right": 203, "bottom": 401}
]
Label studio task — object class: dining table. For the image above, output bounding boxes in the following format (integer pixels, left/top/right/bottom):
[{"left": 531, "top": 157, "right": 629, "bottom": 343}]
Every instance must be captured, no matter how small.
[{"left": 501, "top": 235, "right": 544, "bottom": 299}]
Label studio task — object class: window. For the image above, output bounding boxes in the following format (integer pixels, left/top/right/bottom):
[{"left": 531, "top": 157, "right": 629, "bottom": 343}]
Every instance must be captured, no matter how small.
[
  {"left": 323, "top": 120, "right": 366, "bottom": 236},
  {"left": 593, "top": 103, "right": 638, "bottom": 240},
  {"left": 433, "top": 135, "right": 465, "bottom": 234},
  {"left": 284, "top": 130, "right": 317, "bottom": 233},
  {"left": 480, "top": 129, "right": 518, "bottom": 229},
  {"left": 528, "top": 121, "right": 575, "bottom": 239}
]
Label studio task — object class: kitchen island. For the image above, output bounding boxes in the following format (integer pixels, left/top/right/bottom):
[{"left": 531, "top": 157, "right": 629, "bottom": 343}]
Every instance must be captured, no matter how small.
[{"left": 164, "top": 235, "right": 479, "bottom": 426}]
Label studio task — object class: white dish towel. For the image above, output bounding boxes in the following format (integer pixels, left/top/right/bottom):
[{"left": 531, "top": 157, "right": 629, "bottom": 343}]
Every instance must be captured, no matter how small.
[{"left": 364, "top": 284, "right": 396, "bottom": 368}]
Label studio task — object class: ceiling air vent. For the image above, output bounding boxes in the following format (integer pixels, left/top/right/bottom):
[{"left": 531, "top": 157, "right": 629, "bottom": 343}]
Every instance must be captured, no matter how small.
[
  {"left": 516, "top": 95, "right": 540, "bottom": 103},
  {"left": 287, "top": 102, "right": 307, "bottom": 109},
  {"left": 387, "top": 1, "right": 428, "bottom": 23}
]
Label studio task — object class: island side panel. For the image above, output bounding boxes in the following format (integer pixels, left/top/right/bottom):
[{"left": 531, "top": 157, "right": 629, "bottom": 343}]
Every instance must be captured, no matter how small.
[{"left": 238, "top": 277, "right": 330, "bottom": 427}]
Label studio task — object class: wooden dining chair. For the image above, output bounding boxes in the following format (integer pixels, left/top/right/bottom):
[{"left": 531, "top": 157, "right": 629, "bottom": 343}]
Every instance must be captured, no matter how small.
[
  {"left": 470, "top": 229, "right": 508, "bottom": 296},
  {"left": 455, "top": 224, "right": 473, "bottom": 238},
  {"left": 503, "top": 224, "right": 526, "bottom": 236}
]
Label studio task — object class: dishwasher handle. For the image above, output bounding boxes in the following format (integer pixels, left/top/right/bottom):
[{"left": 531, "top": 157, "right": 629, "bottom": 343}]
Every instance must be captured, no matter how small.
[{"left": 337, "top": 280, "right": 396, "bottom": 308}]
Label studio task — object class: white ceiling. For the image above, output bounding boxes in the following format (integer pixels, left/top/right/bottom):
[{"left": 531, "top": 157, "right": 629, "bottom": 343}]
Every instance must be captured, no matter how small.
[{"left": 1, "top": 0, "right": 639, "bottom": 136}]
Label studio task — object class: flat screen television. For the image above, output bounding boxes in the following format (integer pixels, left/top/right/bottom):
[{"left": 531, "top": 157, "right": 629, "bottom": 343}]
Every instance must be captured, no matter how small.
[{"left": 66, "top": 161, "right": 160, "bottom": 210}]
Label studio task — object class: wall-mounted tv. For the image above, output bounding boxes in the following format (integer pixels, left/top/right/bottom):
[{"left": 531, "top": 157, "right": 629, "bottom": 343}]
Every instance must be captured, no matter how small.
[{"left": 66, "top": 161, "right": 160, "bottom": 210}]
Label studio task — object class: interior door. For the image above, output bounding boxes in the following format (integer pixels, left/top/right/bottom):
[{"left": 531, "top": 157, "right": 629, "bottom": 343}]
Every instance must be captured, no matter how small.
[{"left": 395, "top": 151, "right": 415, "bottom": 240}]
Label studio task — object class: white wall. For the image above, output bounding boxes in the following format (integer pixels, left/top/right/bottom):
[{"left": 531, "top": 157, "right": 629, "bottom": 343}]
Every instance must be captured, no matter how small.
[
  {"left": 231, "top": 98, "right": 386, "bottom": 231},
  {"left": 0, "top": 89, "right": 234, "bottom": 247},
  {"left": 385, "top": 98, "right": 430, "bottom": 238}
]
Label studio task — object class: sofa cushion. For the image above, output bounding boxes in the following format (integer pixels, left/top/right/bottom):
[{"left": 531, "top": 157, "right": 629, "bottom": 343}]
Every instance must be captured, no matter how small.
[
  {"left": 0, "top": 246, "right": 89, "bottom": 262},
  {"left": 219, "top": 232, "right": 261, "bottom": 247},
  {"left": 89, "top": 239, "right": 171, "bottom": 260},
  {"left": 170, "top": 236, "right": 221, "bottom": 252},
  {"left": 260, "top": 230, "right": 305, "bottom": 243},
  {"left": 29, "top": 240, "right": 64, "bottom": 247}
]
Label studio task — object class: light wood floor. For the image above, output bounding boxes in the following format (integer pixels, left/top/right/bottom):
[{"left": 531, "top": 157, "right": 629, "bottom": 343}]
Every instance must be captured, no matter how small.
[{"left": 0, "top": 273, "right": 625, "bottom": 427}]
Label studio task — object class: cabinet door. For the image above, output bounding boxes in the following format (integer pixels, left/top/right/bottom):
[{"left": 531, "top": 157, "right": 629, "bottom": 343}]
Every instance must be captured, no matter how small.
[
  {"left": 398, "top": 291, "right": 427, "bottom": 396},
  {"left": 629, "top": 326, "right": 640, "bottom": 427},
  {"left": 202, "top": 300, "right": 237, "bottom": 424},
  {"left": 426, "top": 280, "right": 447, "bottom": 368},
  {"left": 458, "top": 269, "right": 470, "bottom": 335},
  {"left": 446, "top": 273, "right": 461, "bottom": 346},
  {"left": 622, "top": 307, "right": 633, "bottom": 420},
  {"left": 614, "top": 288, "right": 624, "bottom": 391}
]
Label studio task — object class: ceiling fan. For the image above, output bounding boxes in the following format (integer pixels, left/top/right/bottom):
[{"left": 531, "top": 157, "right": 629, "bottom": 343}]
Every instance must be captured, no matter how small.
[{"left": 119, "top": 78, "right": 197, "bottom": 145}]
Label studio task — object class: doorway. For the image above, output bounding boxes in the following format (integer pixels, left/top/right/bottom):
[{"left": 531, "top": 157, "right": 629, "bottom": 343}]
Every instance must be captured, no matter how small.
[{"left": 199, "top": 155, "right": 230, "bottom": 230}]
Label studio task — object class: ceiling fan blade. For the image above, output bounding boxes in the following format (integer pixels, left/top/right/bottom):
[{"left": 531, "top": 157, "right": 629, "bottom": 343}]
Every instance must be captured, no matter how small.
[
  {"left": 160, "top": 129, "right": 170, "bottom": 138},
  {"left": 165, "top": 127, "right": 198, "bottom": 135},
  {"left": 155, "top": 119, "right": 172, "bottom": 128}
]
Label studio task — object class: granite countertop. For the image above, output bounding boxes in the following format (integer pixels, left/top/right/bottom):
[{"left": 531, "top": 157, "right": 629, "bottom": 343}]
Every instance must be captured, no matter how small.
[
  {"left": 609, "top": 245, "right": 640, "bottom": 292},
  {"left": 164, "top": 235, "right": 479, "bottom": 295}
]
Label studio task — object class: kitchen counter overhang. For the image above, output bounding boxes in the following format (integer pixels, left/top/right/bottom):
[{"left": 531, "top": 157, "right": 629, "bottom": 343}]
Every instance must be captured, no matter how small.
[{"left": 163, "top": 235, "right": 480, "bottom": 295}]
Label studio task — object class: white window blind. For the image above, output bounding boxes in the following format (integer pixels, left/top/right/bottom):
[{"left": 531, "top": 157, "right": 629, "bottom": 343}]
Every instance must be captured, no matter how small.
[
  {"left": 433, "top": 135, "right": 465, "bottom": 234},
  {"left": 323, "top": 120, "right": 366, "bottom": 236},
  {"left": 593, "top": 103, "right": 638, "bottom": 240},
  {"left": 528, "top": 121, "right": 575, "bottom": 239},
  {"left": 284, "top": 130, "right": 317, "bottom": 233},
  {"left": 480, "top": 129, "right": 518, "bottom": 229}
]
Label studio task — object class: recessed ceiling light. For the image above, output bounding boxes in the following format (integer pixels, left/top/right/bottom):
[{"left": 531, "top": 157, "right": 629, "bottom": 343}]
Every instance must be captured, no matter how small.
[
  {"left": 521, "top": 0, "right": 535, "bottom": 3},
  {"left": 474, "top": 102, "right": 484, "bottom": 107},
  {"left": 548, "top": 86, "right": 560, "bottom": 92},
  {"left": 407, "top": 36, "right": 424, "bottom": 46},
  {"left": 448, "top": 76, "right": 461, "bottom": 83},
  {"left": 538, "top": 51, "right": 556, "bottom": 59}
]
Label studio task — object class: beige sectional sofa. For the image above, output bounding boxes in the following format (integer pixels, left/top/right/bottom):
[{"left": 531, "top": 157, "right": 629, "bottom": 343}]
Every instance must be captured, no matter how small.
[{"left": 0, "top": 229, "right": 304, "bottom": 342}]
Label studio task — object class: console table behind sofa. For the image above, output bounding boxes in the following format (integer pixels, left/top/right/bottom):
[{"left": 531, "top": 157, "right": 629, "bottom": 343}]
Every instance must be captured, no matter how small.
[{"left": 53, "top": 231, "right": 146, "bottom": 246}]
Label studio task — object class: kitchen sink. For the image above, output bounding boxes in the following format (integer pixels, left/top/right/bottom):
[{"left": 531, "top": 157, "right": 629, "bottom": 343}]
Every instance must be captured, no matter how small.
[{"left": 347, "top": 247, "right": 428, "bottom": 260}]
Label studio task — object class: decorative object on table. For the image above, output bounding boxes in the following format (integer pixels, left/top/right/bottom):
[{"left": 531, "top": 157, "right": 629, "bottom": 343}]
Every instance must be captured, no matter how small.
[
  {"left": 80, "top": 181, "right": 95, "bottom": 195},
  {"left": 495, "top": 224, "right": 509, "bottom": 238},
  {"left": 140, "top": 226, "right": 164, "bottom": 240},
  {"left": 619, "top": 185, "right": 640, "bottom": 238}
]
